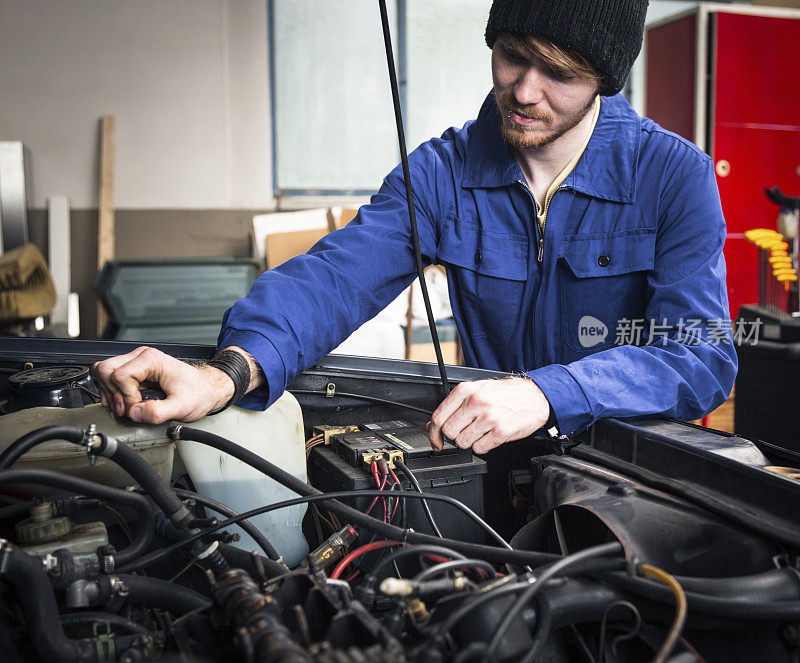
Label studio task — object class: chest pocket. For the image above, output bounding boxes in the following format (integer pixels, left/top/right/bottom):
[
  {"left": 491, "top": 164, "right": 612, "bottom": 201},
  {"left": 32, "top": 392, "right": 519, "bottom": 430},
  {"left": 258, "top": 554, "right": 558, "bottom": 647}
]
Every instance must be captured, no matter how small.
[
  {"left": 559, "top": 229, "right": 655, "bottom": 353},
  {"left": 437, "top": 215, "right": 529, "bottom": 342}
]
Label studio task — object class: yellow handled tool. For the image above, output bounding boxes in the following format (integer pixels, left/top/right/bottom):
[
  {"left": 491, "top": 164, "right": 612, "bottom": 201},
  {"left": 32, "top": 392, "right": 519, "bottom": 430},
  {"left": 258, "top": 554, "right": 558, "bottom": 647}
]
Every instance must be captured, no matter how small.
[
  {"left": 777, "top": 273, "right": 798, "bottom": 292},
  {"left": 762, "top": 240, "right": 789, "bottom": 251},
  {"left": 745, "top": 228, "right": 781, "bottom": 242}
]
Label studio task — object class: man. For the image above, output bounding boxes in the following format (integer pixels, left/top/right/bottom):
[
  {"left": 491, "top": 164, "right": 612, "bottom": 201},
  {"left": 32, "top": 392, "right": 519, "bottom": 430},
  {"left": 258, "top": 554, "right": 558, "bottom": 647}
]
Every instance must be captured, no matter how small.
[{"left": 93, "top": 0, "right": 737, "bottom": 455}]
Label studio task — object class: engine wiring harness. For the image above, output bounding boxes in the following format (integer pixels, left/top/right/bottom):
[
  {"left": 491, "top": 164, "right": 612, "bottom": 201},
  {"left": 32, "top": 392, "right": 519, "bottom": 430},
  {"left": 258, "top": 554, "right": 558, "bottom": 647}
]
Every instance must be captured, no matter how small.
[{"left": 0, "top": 423, "right": 799, "bottom": 662}]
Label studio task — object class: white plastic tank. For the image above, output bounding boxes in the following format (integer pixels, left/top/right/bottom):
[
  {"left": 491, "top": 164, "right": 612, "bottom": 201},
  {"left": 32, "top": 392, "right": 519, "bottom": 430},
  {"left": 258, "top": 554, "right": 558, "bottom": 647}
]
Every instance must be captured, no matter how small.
[{"left": 175, "top": 391, "right": 309, "bottom": 567}]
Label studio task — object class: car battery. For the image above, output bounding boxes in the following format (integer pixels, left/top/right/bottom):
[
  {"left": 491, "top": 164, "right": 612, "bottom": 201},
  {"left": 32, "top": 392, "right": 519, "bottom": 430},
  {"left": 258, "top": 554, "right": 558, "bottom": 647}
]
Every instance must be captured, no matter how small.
[
  {"left": 308, "top": 421, "right": 488, "bottom": 545},
  {"left": 333, "top": 419, "right": 473, "bottom": 470}
]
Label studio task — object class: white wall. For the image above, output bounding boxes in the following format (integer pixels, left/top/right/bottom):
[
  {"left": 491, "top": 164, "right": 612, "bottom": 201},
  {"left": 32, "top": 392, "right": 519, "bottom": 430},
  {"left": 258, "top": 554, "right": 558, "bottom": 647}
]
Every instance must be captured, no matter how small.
[{"left": 0, "top": 0, "right": 272, "bottom": 209}]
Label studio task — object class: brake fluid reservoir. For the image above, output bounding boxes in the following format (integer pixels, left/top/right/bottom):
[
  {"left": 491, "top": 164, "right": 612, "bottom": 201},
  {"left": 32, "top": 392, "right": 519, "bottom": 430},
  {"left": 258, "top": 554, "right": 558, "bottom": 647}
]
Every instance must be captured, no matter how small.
[
  {"left": 176, "top": 391, "right": 309, "bottom": 567},
  {"left": 16, "top": 501, "right": 109, "bottom": 557}
]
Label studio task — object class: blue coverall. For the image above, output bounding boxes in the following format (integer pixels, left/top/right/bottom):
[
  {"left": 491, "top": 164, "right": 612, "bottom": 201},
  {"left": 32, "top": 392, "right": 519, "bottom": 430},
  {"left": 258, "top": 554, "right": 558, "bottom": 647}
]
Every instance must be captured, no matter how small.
[{"left": 219, "top": 92, "right": 737, "bottom": 437}]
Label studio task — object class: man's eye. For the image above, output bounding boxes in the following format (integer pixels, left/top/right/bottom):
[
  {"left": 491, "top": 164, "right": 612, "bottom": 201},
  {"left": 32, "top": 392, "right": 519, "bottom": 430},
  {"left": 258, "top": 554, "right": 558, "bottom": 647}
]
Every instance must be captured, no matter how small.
[
  {"left": 549, "top": 69, "right": 575, "bottom": 83},
  {"left": 503, "top": 47, "right": 525, "bottom": 62}
]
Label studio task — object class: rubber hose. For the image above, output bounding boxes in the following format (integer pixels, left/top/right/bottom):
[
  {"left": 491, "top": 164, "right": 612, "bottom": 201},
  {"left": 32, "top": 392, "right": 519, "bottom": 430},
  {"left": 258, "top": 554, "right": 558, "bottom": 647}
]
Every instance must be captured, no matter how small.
[
  {"left": 542, "top": 571, "right": 800, "bottom": 636},
  {"left": 108, "top": 574, "right": 212, "bottom": 614},
  {"left": 217, "top": 543, "right": 289, "bottom": 579},
  {"left": 0, "top": 425, "right": 85, "bottom": 468},
  {"left": 472, "top": 577, "right": 622, "bottom": 662},
  {"left": 486, "top": 543, "right": 623, "bottom": 660},
  {"left": 157, "top": 519, "right": 233, "bottom": 576},
  {"left": 544, "top": 573, "right": 800, "bottom": 634},
  {"left": 0, "top": 543, "right": 97, "bottom": 662},
  {"left": 368, "top": 544, "right": 466, "bottom": 581},
  {"left": 540, "top": 565, "right": 800, "bottom": 616},
  {"left": 434, "top": 581, "right": 532, "bottom": 647},
  {"left": 676, "top": 568, "right": 800, "bottom": 602},
  {"left": 538, "top": 577, "right": 628, "bottom": 630},
  {"left": 0, "top": 500, "right": 34, "bottom": 519},
  {"left": 0, "top": 468, "right": 154, "bottom": 567},
  {"left": 169, "top": 426, "right": 560, "bottom": 569},
  {"left": 167, "top": 487, "right": 280, "bottom": 561},
  {"left": 1, "top": 425, "right": 190, "bottom": 529},
  {"left": 597, "top": 569, "right": 800, "bottom": 621},
  {"left": 444, "top": 568, "right": 800, "bottom": 656},
  {"left": 414, "top": 559, "right": 497, "bottom": 583},
  {"left": 93, "top": 436, "right": 229, "bottom": 575},
  {"left": 61, "top": 611, "right": 149, "bottom": 636},
  {"left": 106, "top": 440, "right": 189, "bottom": 525},
  {"left": 519, "top": 593, "right": 553, "bottom": 663}
]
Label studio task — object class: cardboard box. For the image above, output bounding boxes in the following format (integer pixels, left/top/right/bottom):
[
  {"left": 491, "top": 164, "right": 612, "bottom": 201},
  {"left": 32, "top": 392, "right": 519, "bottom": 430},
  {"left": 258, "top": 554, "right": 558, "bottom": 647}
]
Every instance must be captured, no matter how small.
[
  {"left": 406, "top": 321, "right": 461, "bottom": 365},
  {"left": 327, "top": 207, "right": 359, "bottom": 230},
  {"left": 265, "top": 228, "right": 329, "bottom": 269},
  {"left": 251, "top": 208, "right": 331, "bottom": 267},
  {"left": 408, "top": 341, "right": 460, "bottom": 365}
]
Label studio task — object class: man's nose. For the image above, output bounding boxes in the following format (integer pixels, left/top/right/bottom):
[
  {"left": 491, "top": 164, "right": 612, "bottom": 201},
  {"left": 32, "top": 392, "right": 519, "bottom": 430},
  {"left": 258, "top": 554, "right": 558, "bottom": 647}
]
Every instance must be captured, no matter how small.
[{"left": 514, "top": 67, "right": 545, "bottom": 106}]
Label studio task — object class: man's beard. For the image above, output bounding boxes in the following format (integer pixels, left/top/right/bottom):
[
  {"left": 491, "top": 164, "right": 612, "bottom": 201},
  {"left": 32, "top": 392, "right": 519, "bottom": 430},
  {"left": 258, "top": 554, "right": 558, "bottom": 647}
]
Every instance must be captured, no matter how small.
[{"left": 496, "top": 91, "right": 596, "bottom": 150}]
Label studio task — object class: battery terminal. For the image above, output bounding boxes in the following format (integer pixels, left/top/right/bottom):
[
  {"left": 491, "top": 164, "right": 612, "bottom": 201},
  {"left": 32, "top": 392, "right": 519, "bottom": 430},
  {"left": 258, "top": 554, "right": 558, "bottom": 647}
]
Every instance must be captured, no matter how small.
[
  {"left": 361, "top": 450, "right": 388, "bottom": 467},
  {"left": 361, "top": 449, "right": 404, "bottom": 469},
  {"left": 313, "top": 424, "right": 359, "bottom": 445},
  {"left": 383, "top": 449, "right": 404, "bottom": 469}
]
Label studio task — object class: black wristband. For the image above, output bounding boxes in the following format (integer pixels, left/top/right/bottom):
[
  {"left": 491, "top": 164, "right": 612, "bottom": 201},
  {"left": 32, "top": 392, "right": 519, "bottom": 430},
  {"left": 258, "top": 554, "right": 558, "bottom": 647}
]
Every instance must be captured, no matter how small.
[{"left": 206, "top": 349, "right": 251, "bottom": 415}]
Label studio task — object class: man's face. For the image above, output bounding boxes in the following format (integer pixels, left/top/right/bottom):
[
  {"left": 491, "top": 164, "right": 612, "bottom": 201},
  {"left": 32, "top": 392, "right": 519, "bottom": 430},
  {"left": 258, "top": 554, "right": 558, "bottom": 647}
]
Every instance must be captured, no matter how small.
[{"left": 491, "top": 34, "right": 600, "bottom": 150}]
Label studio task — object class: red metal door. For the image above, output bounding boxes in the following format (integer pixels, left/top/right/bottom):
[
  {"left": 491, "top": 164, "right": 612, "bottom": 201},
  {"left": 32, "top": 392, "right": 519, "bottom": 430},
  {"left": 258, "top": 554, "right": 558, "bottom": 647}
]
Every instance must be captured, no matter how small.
[
  {"left": 645, "top": 14, "right": 696, "bottom": 143},
  {"left": 712, "top": 12, "right": 800, "bottom": 317}
]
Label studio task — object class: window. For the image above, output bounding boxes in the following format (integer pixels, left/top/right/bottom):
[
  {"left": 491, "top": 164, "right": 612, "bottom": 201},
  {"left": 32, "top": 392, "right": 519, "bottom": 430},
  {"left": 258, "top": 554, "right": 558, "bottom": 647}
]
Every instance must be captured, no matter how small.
[{"left": 270, "top": 0, "right": 492, "bottom": 199}]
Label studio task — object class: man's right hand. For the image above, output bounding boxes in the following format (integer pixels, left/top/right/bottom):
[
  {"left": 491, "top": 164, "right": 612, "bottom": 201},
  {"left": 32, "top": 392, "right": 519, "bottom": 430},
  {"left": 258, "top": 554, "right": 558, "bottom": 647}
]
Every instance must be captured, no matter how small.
[{"left": 91, "top": 346, "right": 234, "bottom": 424}]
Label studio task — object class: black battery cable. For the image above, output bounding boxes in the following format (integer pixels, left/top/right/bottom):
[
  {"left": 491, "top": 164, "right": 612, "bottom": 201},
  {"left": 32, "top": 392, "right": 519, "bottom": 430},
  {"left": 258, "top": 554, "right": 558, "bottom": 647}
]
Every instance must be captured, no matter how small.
[
  {"left": 168, "top": 426, "right": 519, "bottom": 559},
  {"left": 118, "top": 488, "right": 540, "bottom": 574},
  {"left": 395, "top": 459, "right": 443, "bottom": 538}
]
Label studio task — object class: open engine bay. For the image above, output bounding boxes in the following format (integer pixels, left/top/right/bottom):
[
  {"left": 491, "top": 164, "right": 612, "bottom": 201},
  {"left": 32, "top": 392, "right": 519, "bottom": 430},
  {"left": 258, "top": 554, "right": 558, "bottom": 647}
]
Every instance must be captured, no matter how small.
[{"left": 1, "top": 337, "right": 799, "bottom": 663}]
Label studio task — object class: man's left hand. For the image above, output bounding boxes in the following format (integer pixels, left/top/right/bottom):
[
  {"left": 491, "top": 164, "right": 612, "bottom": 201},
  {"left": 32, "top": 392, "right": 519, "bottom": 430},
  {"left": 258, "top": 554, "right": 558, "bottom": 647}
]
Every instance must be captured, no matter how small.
[{"left": 427, "top": 377, "right": 551, "bottom": 455}]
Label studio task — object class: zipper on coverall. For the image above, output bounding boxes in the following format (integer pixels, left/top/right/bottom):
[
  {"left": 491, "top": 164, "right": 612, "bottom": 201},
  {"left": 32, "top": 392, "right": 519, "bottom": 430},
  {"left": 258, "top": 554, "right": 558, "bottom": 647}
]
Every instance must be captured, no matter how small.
[{"left": 516, "top": 179, "right": 565, "bottom": 262}]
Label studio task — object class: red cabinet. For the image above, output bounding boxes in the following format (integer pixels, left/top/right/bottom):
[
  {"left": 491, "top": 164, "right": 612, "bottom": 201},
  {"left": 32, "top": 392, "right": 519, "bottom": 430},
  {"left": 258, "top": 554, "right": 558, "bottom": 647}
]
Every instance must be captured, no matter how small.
[{"left": 645, "top": 6, "right": 800, "bottom": 318}]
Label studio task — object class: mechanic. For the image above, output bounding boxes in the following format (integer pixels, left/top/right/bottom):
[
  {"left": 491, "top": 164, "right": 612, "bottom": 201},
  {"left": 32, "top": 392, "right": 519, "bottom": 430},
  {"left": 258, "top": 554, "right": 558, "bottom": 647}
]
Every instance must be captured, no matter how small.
[{"left": 92, "top": 0, "right": 737, "bottom": 455}]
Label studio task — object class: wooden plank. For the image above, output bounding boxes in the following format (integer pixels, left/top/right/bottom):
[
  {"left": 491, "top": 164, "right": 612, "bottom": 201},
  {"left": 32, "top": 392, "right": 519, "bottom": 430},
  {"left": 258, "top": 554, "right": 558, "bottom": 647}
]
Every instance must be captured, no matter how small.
[{"left": 97, "top": 115, "right": 115, "bottom": 336}]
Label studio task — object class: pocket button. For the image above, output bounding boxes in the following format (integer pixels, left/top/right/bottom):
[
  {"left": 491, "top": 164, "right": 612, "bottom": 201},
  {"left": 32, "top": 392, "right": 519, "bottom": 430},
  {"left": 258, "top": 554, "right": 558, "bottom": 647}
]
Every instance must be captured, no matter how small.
[{"left": 597, "top": 254, "right": 610, "bottom": 267}]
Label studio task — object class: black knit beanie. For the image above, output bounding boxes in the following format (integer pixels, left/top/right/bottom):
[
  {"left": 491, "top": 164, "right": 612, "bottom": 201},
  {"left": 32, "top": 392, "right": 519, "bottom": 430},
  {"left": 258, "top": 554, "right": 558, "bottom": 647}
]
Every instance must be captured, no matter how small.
[{"left": 485, "top": 0, "right": 649, "bottom": 96}]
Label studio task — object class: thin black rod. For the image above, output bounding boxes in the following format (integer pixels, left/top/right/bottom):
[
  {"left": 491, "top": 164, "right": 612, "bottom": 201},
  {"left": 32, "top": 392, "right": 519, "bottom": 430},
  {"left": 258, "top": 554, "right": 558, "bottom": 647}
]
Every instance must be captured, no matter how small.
[{"left": 378, "top": 0, "right": 450, "bottom": 399}]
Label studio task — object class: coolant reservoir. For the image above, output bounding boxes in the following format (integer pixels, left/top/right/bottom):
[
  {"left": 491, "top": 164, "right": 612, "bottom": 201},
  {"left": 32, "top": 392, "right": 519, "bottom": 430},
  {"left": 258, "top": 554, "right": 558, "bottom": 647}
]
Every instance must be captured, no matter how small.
[
  {"left": 0, "top": 404, "right": 175, "bottom": 491},
  {"left": 175, "top": 391, "right": 309, "bottom": 567}
]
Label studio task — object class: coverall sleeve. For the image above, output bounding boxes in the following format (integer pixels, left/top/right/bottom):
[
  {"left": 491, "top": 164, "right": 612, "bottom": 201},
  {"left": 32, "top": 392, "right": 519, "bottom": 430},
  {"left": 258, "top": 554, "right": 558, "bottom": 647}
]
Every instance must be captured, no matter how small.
[
  {"left": 216, "top": 147, "right": 442, "bottom": 410},
  {"left": 526, "top": 158, "right": 738, "bottom": 436}
]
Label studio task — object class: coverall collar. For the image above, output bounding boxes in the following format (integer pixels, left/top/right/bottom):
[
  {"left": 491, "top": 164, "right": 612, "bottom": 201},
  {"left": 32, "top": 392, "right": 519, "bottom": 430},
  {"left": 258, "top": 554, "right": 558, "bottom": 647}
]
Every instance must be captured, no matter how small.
[{"left": 462, "top": 91, "right": 639, "bottom": 204}]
